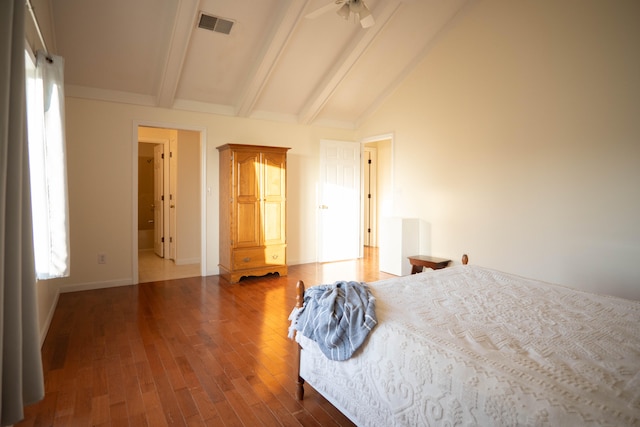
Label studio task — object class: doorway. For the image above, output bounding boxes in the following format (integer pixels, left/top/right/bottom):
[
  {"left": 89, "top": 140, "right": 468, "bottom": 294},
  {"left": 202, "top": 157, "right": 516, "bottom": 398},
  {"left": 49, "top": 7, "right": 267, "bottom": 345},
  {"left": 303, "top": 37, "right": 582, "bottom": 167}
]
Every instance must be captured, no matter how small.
[
  {"left": 363, "top": 147, "right": 377, "bottom": 247},
  {"left": 317, "top": 135, "right": 393, "bottom": 264},
  {"left": 361, "top": 135, "right": 393, "bottom": 254},
  {"left": 317, "top": 140, "right": 361, "bottom": 263},
  {"left": 134, "top": 124, "right": 206, "bottom": 284},
  {"left": 138, "top": 139, "right": 168, "bottom": 259}
]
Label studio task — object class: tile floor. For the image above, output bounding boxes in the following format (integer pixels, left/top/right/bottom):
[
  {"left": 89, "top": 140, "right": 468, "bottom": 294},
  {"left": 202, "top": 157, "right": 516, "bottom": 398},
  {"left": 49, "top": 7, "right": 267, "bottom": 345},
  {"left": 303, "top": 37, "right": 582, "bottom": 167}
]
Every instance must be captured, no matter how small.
[{"left": 138, "top": 249, "right": 200, "bottom": 283}]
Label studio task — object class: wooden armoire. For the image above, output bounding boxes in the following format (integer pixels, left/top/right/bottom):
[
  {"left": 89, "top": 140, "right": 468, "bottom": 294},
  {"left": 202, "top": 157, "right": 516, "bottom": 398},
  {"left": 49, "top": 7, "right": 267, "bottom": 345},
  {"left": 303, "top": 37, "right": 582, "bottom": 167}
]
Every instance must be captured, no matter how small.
[{"left": 217, "top": 144, "right": 290, "bottom": 283}]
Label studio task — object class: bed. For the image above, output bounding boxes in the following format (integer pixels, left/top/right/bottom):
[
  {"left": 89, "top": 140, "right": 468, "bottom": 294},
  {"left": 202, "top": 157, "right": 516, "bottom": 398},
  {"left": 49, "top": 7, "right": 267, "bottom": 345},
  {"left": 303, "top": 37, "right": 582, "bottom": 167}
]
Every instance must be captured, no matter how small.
[{"left": 292, "top": 259, "right": 640, "bottom": 426}]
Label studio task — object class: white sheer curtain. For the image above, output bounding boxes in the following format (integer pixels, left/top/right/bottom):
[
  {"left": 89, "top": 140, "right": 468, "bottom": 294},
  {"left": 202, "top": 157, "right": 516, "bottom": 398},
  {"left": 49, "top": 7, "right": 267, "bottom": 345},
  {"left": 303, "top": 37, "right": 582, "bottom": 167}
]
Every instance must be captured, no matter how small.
[
  {"left": 0, "top": 0, "right": 45, "bottom": 425},
  {"left": 26, "top": 50, "right": 70, "bottom": 279}
]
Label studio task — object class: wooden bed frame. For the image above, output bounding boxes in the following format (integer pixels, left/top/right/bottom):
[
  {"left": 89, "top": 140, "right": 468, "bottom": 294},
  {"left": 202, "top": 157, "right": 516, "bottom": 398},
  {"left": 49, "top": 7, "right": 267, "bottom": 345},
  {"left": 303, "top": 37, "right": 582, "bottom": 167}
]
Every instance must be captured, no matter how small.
[
  {"left": 294, "top": 254, "right": 470, "bottom": 401},
  {"left": 295, "top": 280, "right": 306, "bottom": 400},
  {"left": 290, "top": 254, "right": 640, "bottom": 426}
]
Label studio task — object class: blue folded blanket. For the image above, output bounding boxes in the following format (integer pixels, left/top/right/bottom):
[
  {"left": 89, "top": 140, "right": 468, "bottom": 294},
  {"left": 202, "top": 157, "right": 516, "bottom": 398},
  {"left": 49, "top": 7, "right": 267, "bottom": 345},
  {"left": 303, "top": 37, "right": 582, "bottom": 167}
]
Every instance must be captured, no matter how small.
[{"left": 289, "top": 280, "right": 377, "bottom": 361}]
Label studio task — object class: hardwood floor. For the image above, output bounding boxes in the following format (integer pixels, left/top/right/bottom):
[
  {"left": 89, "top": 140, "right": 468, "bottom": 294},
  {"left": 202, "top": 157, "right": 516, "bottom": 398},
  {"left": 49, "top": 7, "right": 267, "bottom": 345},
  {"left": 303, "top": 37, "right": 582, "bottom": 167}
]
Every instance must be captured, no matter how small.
[{"left": 18, "top": 247, "right": 395, "bottom": 427}]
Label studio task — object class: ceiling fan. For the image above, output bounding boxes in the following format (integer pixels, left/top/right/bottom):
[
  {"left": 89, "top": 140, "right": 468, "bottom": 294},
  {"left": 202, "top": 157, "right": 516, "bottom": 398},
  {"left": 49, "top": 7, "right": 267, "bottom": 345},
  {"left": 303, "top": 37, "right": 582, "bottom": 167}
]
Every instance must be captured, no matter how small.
[{"left": 306, "top": 0, "right": 375, "bottom": 29}]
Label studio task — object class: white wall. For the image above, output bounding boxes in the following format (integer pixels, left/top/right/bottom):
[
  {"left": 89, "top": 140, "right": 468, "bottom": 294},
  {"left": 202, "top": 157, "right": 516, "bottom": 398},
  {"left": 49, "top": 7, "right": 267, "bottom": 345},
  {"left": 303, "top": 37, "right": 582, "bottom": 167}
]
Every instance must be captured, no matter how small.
[
  {"left": 358, "top": 0, "right": 640, "bottom": 299},
  {"left": 41, "top": 98, "right": 355, "bottom": 300}
]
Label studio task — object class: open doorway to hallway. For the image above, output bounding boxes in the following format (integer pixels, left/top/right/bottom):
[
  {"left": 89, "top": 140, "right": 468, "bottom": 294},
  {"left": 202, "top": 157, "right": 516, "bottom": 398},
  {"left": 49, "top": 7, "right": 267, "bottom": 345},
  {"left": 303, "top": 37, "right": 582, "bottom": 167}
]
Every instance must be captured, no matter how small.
[
  {"left": 137, "top": 125, "right": 202, "bottom": 283},
  {"left": 138, "top": 249, "right": 200, "bottom": 282},
  {"left": 361, "top": 136, "right": 393, "bottom": 254}
]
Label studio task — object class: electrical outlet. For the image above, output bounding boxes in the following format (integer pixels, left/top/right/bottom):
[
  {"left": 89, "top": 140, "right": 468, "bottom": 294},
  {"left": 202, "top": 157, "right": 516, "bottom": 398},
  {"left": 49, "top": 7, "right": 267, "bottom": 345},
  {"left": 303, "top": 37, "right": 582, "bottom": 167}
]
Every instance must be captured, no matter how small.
[{"left": 97, "top": 253, "right": 107, "bottom": 264}]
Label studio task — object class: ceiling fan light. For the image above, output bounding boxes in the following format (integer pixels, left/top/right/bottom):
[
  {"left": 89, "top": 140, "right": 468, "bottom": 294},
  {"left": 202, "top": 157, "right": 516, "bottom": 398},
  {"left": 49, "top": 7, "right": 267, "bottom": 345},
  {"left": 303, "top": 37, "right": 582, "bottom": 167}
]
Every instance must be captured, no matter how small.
[
  {"left": 358, "top": 6, "right": 371, "bottom": 19},
  {"left": 336, "top": 4, "right": 350, "bottom": 19},
  {"left": 349, "top": 0, "right": 364, "bottom": 13},
  {"left": 360, "top": 14, "right": 375, "bottom": 28}
]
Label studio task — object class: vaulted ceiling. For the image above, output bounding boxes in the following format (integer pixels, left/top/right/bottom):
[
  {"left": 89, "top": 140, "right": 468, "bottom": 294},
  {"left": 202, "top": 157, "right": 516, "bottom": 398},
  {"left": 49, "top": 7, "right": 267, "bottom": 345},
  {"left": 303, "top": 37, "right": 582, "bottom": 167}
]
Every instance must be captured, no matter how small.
[{"left": 44, "top": 0, "right": 469, "bottom": 129}]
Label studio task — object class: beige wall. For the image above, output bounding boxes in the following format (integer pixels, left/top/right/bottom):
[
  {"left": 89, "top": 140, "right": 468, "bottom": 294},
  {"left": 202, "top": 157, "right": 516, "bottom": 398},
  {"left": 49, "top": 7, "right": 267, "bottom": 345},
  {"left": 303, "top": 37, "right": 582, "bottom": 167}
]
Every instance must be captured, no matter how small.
[
  {"left": 176, "top": 129, "right": 201, "bottom": 264},
  {"left": 44, "top": 97, "right": 355, "bottom": 293},
  {"left": 358, "top": 0, "right": 640, "bottom": 299}
]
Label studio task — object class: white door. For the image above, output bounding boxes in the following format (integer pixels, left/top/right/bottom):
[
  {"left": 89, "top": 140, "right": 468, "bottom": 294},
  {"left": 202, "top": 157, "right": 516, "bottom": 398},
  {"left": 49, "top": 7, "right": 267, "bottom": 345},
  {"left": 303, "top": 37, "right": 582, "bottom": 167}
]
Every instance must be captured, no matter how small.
[
  {"left": 153, "top": 144, "right": 164, "bottom": 257},
  {"left": 318, "top": 140, "right": 361, "bottom": 262},
  {"left": 363, "top": 147, "right": 378, "bottom": 247},
  {"left": 169, "top": 137, "right": 177, "bottom": 260}
]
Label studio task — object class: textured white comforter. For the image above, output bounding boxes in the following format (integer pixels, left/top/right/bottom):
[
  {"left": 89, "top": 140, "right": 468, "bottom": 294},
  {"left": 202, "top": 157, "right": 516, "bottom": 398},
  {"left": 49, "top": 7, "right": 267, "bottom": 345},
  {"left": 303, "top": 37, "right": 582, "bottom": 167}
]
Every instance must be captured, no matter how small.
[{"left": 297, "top": 265, "right": 640, "bottom": 426}]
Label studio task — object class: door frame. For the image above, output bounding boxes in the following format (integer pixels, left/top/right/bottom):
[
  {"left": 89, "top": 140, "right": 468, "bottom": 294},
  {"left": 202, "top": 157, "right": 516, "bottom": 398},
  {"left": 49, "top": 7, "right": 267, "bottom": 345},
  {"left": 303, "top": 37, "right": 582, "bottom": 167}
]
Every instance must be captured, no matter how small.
[
  {"left": 362, "top": 146, "right": 378, "bottom": 247},
  {"left": 152, "top": 143, "right": 165, "bottom": 257},
  {"left": 359, "top": 133, "right": 395, "bottom": 258},
  {"left": 139, "top": 138, "right": 170, "bottom": 258},
  {"left": 131, "top": 120, "right": 207, "bottom": 285},
  {"left": 168, "top": 134, "right": 178, "bottom": 261}
]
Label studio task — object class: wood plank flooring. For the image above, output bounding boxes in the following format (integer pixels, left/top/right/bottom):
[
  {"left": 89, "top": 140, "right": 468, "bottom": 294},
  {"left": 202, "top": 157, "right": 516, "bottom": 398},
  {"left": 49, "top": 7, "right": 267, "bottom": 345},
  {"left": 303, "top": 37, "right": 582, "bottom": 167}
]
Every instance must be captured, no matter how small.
[{"left": 17, "top": 248, "right": 395, "bottom": 427}]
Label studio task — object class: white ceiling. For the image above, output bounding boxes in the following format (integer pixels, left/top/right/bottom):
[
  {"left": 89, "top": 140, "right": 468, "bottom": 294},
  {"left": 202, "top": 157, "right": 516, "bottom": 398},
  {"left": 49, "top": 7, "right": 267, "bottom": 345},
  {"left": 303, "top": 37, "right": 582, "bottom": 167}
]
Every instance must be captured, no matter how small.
[{"left": 47, "top": 0, "right": 469, "bottom": 129}]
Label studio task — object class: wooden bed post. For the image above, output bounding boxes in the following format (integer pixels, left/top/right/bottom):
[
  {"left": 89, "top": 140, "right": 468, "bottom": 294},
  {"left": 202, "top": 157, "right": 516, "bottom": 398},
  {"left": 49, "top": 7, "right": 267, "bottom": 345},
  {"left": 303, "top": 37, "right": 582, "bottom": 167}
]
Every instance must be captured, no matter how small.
[
  {"left": 462, "top": 254, "right": 469, "bottom": 265},
  {"left": 295, "top": 280, "right": 305, "bottom": 400}
]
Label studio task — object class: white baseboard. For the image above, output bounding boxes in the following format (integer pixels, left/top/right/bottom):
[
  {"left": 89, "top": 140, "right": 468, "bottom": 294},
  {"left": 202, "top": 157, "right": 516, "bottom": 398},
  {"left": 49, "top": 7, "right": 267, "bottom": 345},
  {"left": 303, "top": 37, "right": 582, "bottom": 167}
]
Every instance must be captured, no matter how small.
[
  {"left": 58, "top": 278, "right": 133, "bottom": 294},
  {"left": 289, "top": 258, "right": 316, "bottom": 265},
  {"left": 175, "top": 257, "right": 200, "bottom": 265}
]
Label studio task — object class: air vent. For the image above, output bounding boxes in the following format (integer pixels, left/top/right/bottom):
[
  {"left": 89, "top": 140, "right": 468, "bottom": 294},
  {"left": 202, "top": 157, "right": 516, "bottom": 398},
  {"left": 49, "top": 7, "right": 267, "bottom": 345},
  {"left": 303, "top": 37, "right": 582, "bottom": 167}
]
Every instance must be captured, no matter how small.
[{"left": 198, "top": 12, "right": 234, "bottom": 35}]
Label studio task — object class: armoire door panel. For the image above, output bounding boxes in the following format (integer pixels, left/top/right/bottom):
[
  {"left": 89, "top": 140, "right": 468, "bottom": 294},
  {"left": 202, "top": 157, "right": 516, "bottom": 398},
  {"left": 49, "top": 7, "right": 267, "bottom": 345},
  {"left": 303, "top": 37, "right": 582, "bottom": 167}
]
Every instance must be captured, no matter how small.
[
  {"left": 235, "top": 201, "right": 260, "bottom": 247},
  {"left": 235, "top": 152, "right": 260, "bottom": 199},
  {"left": 263, "top": 201, "right": 285, "bottom": 244},
  {"left": 263, "top": 152, "right": 286, "bottom": 198}
]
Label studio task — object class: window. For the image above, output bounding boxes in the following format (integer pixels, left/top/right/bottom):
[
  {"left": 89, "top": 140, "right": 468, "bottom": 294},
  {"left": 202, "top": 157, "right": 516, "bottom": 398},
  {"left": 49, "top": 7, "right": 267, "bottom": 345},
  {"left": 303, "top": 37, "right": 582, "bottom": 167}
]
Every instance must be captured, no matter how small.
[{"left": 25, "top": 48, "right": 70, "bottom": 279}]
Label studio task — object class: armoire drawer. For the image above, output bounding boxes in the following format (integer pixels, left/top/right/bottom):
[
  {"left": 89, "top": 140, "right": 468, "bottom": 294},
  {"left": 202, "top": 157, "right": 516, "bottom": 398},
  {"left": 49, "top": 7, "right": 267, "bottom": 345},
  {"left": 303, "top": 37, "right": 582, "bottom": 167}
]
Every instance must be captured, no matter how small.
[
  {"left": 233, "top": 248, "right": 266, "bottom": 270},
  {"left": 232, "top": 246, "right": 286, "bottom": 270},
  {"left": 264, "top": 245, "right": 286, "bottom": 266}
]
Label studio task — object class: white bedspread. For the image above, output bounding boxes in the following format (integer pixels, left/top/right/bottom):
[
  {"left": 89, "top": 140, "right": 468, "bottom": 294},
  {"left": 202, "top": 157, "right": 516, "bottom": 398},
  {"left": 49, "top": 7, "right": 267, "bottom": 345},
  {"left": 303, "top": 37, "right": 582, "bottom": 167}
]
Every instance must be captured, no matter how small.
[{"left": 297, "top": 265, "right": 640, "bottom": 426}]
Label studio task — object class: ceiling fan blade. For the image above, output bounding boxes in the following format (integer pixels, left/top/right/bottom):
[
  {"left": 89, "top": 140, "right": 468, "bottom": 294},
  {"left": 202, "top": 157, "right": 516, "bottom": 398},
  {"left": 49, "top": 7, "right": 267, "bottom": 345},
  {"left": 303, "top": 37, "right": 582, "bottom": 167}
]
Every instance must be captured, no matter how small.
[{"left": 305, "top": 1, "right": 343, "bottom": 19}]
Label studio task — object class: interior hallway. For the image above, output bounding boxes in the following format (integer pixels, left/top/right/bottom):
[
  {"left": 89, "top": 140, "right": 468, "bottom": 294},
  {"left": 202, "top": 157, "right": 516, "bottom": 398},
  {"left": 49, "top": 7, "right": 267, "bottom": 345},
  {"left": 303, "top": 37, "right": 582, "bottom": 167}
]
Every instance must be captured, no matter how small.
[{"left": 138, "top": 250, "right": 200, "bottom": 283}]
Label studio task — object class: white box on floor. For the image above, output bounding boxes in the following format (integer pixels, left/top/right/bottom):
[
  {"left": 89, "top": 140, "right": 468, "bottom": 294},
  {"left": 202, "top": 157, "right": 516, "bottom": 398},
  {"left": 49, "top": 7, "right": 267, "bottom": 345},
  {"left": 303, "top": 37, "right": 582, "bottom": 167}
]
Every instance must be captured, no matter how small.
[{"left": 379, "top": 217, "right": 428, "bottom": 276}]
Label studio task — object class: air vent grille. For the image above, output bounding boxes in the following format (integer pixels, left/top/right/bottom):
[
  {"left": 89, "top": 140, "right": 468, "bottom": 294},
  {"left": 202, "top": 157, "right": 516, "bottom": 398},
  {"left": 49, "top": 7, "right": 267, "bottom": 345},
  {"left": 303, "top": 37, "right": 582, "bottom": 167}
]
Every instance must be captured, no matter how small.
[{"left": 198, "top": 13, "right": 234, "bottom": 35}]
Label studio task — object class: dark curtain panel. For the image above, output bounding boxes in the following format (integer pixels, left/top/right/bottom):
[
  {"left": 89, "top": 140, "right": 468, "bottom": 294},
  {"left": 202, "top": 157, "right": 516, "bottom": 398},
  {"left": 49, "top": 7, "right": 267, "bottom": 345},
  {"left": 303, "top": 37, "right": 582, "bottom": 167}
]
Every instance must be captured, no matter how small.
[{"left": 0, "top": 0, "right": 46, "bottom": 424}]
